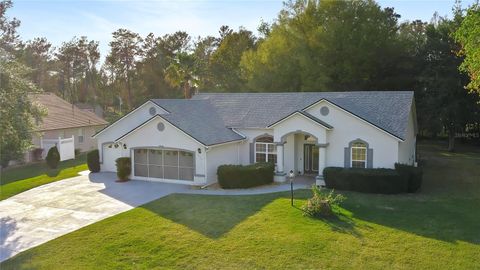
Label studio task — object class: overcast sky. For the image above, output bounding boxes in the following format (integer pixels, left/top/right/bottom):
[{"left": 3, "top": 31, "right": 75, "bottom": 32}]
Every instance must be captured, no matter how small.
[{"left": 9, "top": 0, "right": 477, "bottom": 58}]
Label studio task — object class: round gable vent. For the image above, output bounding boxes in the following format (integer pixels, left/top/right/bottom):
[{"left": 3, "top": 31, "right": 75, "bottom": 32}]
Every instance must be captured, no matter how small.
[
  {"left": 320, "top": 106, "right": 329, "bottom": 116},
  {"left": 157, "top": 122, "right": 165, "bottom": 131},
  {"left": 149, "top": 107, "right": 156, "bottom": 116}
]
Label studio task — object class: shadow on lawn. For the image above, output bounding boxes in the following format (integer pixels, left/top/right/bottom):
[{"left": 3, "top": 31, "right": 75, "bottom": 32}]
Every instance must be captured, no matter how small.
[
  {"left": 141, "top": 191, "right": 363, "bottom": 239},
  {"left": 140, "top": 193, "right": 281, "bottom": 238},
  {"left": 334, "top": 142, "right": 480, "bottom": 245},
  {"left": 340, "top": 193, "right": 480, "bottom": 245},
  {"left": 295, "top": 203, "right": 364, "bottom": 238}
]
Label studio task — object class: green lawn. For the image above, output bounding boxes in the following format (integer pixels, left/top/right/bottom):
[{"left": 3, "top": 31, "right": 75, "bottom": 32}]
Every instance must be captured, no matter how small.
[
  {"left": 2, "top": 142, "right": 480, "bottom": 269},
  {"left": 0, "top": 154, "right": 88, "bottom": 200}
]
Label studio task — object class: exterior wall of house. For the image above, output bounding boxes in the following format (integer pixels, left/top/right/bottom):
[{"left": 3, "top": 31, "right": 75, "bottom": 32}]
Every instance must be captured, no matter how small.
[
  {"left": 234, "top": 128, "right": 273, "bottom": 165},
  {"left": 271, "top": 114, "right": 328, "bottom": 144},
  {"left": 398, "top": 106, "right": 417, "bottom": 165},
  {"left": 111, "top": 116, "right": 207, "bottom": 185},
  {"left": 305, "top": 101, "right": 401, "bottom": 169},
  {"left": 95, "top": 101, "right": 166, "bottom": 146},
  {"left": 95, "top": 101, "right": 167, "bottom": 163},
  {"left": 206, "top": 142, "right": 242, "bottom": 183}
]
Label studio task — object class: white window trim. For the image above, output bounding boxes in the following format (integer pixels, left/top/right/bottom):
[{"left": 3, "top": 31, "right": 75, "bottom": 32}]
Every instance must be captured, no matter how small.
[
  {"left": 351, "top": 143, "right": 367, "bottom": 168},
  {"left": 254, "top": 141, "right": 276, "bottom": 163}
]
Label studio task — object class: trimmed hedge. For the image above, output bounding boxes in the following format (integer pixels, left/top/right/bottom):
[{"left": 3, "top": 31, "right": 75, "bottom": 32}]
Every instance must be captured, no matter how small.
[
  {"left": 395, "top": 163, "right": 423, "bottom": 192},
  {"left": 116, "top": 157, "right": 131, "bottom": 181},
  {"left": 218, "top": 163, "right": 274, "bottom": 189},
  {"left": 46, "top": 146, "right": 60, "bottom": 169},
  {"left": 324, "top": 165, "right": 423, "bottom": 194},
  {"left": 87, "top": 149, "right": 100, "bottom": 173},
  {"left": 324, "top": 167, "right": 408, "bottom": 194}
]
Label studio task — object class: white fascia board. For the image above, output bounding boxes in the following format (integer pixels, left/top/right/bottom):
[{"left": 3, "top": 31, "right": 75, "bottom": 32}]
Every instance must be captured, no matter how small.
[
  {"left": 267, "top": 111, "right": 332, "bottom": 130},
  {"left": 115, "top": 114, "right": 207, "bottom": 147},
  {"left": 92, "top": 100, "right": 166, "bottom": 138}
]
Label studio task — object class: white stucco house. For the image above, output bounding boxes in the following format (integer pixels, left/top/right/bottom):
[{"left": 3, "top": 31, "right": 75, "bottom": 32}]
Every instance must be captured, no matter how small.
[{"left": 93, "top": 91, "right": 417, "bottom": 186}]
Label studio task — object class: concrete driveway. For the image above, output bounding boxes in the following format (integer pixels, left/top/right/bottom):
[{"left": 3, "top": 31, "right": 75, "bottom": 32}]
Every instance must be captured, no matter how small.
[{"left": 0, "top": 171, "right": 190, "bottom": 262}]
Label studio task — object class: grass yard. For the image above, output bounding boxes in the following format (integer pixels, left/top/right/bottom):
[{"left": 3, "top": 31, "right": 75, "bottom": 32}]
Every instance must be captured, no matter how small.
[
  {"left": 2, "top": 141, "right": 480, "bottom": 269},
  {"left": 0, "top": 154, "right": 88, "bottom": 200}
]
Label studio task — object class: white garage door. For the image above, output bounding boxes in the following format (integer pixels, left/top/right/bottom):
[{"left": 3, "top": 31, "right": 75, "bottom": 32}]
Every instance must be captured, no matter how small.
[
  {"left": 102, "top": 144, "right": 123, "bottom": 172},
  {"left": 133, "top": 149, "right": 194, "bottom": 181}
]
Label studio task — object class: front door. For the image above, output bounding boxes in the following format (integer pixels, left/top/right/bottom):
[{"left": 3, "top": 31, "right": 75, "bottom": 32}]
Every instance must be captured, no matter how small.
[{"left": 304, "top": 144, "right": 319, "bottom": 174}]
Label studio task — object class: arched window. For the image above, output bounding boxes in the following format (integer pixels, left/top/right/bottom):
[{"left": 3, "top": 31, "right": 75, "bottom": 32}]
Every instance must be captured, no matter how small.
[
  {"left": 255, "top": 136, "right": 276, "bottom": 163},
  {"left": 351, "top": 142, "right": 367, "bottom": 168}
]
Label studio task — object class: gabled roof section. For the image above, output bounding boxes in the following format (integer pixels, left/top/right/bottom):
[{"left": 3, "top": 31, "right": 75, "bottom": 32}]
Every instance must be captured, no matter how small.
[
  {"left": 150, "top": 99, "right": 245, "bottom": 146},
  {"left": 192, "top": 91, "right": 414, "bottom": 140},
  {"left": 92, "top": 100, "right": 162, "bottom": 138},
  {"left": 267, "top": 111, "right": 333, "bottom": 129},
  {"left": 31, "top": 93, "right": 107, "bottom": 131}
]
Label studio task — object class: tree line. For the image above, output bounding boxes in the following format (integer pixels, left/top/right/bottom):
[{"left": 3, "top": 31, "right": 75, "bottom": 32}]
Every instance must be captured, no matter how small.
[{"left": 1, "top": 0, "right": 480, "bottom": 166}]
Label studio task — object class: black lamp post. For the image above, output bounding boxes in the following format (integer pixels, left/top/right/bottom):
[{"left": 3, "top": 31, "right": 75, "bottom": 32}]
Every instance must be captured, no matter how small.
[{"left": 289, "top": 170, "right": 294, "bottom": 206}]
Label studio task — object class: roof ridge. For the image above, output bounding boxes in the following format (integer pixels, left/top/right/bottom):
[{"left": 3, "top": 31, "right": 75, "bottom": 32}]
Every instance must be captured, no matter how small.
[{"left": 193, "top": 90, "right": 414, "bottom": 96}]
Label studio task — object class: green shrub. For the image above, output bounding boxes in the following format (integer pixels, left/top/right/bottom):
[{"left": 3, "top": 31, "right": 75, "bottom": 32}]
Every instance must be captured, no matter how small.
[
  {"left": 74, "top": 148, "right": 81, "bottom": 156},
  {"left": 217, "top": 163, "right": 274, "bottom": 189},
  {"left": 46, "top": 146, "right": 60, "bottom": 169},
  {"left": 302, "top": 185, "right": 345, "bottom": 217},
  {"left": 395, "top": 163, "right": 423, "bottom": 192},
  {"left": 323, "top": 167, "right": 408, "bottom": 194},
  {"left": 87, "top": 149, "right": 100, "bottom": 173},
  {"left": 116, "top": 157, "right": 131, "bottom": 181}
]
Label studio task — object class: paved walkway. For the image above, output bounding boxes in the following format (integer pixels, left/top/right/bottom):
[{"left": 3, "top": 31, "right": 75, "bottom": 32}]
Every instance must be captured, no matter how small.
[{"left": 0, "top": 172, "right": 313, "bottom": 262}]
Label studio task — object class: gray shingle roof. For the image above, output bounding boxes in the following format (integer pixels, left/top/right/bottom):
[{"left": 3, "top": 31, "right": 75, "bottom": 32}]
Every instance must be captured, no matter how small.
[
  {"left": 192, "top": 91, "right": 414, "bottom": 140},
  {"left": 150, "top": 99, "right": 245, "bottom": 146}
]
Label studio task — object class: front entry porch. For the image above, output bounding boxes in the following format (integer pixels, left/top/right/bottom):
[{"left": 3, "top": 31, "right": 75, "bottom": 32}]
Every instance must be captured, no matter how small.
[
  {"left": 267, "top": 110, "right": 331, "bottom": 186},
  {"left": 273, "top": 133, "right": 327, "bottom": 186}
]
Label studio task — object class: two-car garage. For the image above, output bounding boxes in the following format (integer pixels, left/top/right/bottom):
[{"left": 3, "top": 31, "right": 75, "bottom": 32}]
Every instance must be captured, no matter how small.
[{"left": 132, "top": 148, "right": 195, "bottom": 181}]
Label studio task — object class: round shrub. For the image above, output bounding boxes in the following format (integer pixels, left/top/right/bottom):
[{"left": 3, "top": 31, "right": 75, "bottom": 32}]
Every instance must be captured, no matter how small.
[
  {"left": 46, "top": 146, "right": 60, "bottom": 169},
  {"left": 116, "top": 157, "right": 131, "bottom": 182},
  {"left": 87, "top": 149, "right": 100, "bottom": 173}
]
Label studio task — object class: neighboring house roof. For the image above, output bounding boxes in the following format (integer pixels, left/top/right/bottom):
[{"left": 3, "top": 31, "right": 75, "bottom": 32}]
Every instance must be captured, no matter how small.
[
  {"left": 149, "top": 99, "right": 245, "bottom": 146},
  {"left": 192, "top": 91, "right": 414, "bottom": 140},
  {"left": 31, "top": 93, "right": 108, "bottom": 131}
]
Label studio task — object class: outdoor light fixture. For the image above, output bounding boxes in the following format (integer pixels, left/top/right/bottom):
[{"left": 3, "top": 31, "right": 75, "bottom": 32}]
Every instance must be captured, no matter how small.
[
  {"left": 289, "top": 170, "right": 295, "bottom": 206},
  {"left": 123, "top": 143, "right": 127, "bottom": 149},
  {"left": 197, "top": 148, "right": 202, "bottom": 154}
]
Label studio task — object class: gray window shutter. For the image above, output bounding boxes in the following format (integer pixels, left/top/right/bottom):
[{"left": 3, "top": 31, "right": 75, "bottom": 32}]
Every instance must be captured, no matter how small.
[
  {"left": 367, "top": 148, "right": 373, "bottom": 168},
  {"left": 250, "top": 143, "right": 254, "bottom": 164},
  {"left": 344, "top": 147, "right": 350, "bottom": 168}
]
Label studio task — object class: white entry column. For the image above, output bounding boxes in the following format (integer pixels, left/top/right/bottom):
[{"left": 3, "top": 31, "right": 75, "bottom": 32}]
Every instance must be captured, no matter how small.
[
  {"left": 316, "top": 143, "right": 328, "bottom": 186},
  {"left": 274, "top": 142, "right": 286, "bottom": 182}
]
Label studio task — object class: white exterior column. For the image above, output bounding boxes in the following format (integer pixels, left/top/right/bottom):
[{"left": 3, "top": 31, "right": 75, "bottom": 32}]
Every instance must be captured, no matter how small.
[
  {"left": 316, "top": 143, "right": 328, "bottom": 186},
  {"left": 274, "top": 142, "right": 286, "bottom": 182}
]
